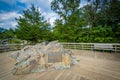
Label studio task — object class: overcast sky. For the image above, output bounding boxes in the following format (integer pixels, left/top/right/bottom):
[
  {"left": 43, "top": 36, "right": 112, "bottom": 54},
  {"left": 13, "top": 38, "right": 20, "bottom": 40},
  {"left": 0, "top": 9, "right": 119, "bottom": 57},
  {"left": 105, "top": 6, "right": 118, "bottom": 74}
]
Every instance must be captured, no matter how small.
[{"left": 0, "top": 0, "right": 87, "bottom": 29}]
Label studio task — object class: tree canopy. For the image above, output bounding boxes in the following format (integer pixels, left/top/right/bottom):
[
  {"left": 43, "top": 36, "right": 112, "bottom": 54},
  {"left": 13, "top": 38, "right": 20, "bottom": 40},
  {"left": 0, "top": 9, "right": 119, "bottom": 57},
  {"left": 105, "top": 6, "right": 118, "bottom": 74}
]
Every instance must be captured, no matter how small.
[
  {"left": 15, "top": 5, "right": 50, "bottom": 43},
  {"left": 51, "top": 0, "right": 120, "bottom": 43}
]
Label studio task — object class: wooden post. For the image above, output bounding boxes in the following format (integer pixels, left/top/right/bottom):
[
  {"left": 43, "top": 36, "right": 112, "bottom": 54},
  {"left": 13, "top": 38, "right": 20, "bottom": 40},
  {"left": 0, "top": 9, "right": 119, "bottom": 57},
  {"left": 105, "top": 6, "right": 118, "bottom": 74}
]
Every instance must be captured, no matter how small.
[
  {"left": 82, "top": 44, "right": 84, "bottom": 50},
  {"left": 115, "top": 45, "right": 116, "bottom": 53}
]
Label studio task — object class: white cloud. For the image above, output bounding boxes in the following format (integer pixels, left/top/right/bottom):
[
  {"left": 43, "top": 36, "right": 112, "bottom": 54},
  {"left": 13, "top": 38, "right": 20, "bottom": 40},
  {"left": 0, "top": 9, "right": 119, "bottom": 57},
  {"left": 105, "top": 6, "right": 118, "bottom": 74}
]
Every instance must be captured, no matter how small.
[
  {"left": 80, "top": 0, "right": 88, "bottom": 8},
  {"left": 49, "top": 16, "right": 57, "bottom": 26},
  {"left": 42, "top": 12, "right": 58, "bottom": 27},
  {"left": 11, "top": 22, "right": 18, "bottom": 27},
  {"left": 38, "top": 7, "right": 42, "bottom": 12},
  {"left": 0, "top": 21, "right": 18, "bottom": 29},
  {"left": 0, "top": 12, "right": 21, "bottom": 21},
  {"left": 0, "top": 12, "right": 22, "bottom": 29}
]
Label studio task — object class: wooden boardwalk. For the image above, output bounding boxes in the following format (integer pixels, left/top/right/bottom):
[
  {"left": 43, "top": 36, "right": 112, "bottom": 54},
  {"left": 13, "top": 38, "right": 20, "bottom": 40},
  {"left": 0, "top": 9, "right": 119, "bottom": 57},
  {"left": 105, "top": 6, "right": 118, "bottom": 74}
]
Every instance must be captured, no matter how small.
[{"left": 0, "top": 50, "right": 120, "bottom": 80}]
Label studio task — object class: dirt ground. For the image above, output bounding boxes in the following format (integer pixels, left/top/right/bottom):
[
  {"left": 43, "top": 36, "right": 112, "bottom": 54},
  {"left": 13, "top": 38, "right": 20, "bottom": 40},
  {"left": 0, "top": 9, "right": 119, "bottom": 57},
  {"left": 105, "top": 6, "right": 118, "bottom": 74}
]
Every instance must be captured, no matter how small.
[{"left": 0, "top": 50, "right": 120, "bottom": 80}]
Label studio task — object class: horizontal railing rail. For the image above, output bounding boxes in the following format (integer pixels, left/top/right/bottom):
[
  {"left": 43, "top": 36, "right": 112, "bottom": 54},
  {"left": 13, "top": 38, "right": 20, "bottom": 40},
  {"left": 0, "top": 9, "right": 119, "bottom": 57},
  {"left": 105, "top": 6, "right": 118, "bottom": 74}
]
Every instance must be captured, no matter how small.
[
  {"left": 0, "top": 44, "right": 25, "bottom": 53},
  {"left": 61, "top": 43, "right": 120, "bottom": 53},
  {"left": 0, "top": 43, "right": 120, "bottom": 53}
]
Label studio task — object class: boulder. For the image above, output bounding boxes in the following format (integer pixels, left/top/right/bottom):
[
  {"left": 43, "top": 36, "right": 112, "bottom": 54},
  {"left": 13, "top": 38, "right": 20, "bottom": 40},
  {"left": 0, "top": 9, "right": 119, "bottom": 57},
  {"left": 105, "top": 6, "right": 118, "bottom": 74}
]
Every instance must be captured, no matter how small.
[{"left": 10, "top": 41, "right": 79, "bottom": 75}]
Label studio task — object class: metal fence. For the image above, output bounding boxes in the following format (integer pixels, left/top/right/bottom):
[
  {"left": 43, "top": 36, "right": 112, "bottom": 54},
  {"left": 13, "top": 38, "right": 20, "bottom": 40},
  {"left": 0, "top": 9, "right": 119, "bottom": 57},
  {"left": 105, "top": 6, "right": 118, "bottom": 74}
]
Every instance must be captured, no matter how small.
[{"left": 61, "top": 43, "right": 120, "bottom": 53}]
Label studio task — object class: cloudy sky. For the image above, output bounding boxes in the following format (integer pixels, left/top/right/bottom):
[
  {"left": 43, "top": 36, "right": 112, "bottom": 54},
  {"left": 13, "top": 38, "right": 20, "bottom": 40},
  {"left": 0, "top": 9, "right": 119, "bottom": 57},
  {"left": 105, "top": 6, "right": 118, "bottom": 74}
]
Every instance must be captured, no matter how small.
[{"left": 0, "top": 0, "right": 87, "bottom": 29}]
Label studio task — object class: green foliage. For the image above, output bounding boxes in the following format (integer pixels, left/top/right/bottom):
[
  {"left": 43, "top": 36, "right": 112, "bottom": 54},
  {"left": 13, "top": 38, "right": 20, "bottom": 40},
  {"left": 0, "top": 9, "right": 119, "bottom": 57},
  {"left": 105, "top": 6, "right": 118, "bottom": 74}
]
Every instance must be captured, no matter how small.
[
  {"left": 51, "top": 0, "right": 84, "bottom": 42},
  {"left": 51, "top": 0, "right": 80, "bottom": 20},
  {"left": 76, "top": 26, "right": 115, "bottom": 43},
  {"left": 0, "top": 28, "right": 15, "bottom": 40},
  {"left": 51, "top": 0, "right": 120, "bottom": 43},
  {"left": 15, "top": 4, "right": 50, "bottom": 43},
  {"left": 10, "top": 39, "right": 21, "bottom": 44},
  {"left": 82, "top": 4, "right": 98, "bottom": 27},
  {"left": 91, "top": 26, "right": 114, "bottom": 43}
]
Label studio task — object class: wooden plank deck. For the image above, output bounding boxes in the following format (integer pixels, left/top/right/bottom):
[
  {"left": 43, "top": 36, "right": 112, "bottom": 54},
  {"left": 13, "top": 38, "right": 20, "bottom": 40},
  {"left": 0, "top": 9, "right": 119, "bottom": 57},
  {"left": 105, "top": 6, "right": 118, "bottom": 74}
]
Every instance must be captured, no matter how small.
[{"left": 0, "top": 50, "right": 120, "bottom": 80}]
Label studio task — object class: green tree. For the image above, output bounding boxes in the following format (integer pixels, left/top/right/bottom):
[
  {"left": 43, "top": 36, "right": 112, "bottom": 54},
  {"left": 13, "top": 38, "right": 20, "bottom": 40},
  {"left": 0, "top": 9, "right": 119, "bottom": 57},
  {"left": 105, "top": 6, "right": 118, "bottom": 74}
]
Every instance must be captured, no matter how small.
[
  {"left": 85, "top": 0, "right": 120, "bottom": 42},
  {"left": 53, "top": 19, "right": 63, "bottom": 41},
  {"left": 16, "top": 5, "right": 50, "bottom": 43},
  {"left": 0, "top": 28, "right": 15, "bottom": 40},
  {"left": 51, "top": 0, "right": 80, "bottom": 19},
  {"left": 82, "top": 5, "right": 98, "bottom": 27},
  {"left": 0, "top": 28, "right": 6, "bottom": 40},
  {"left": 51, "top": 0, "right": 120, "bottom": 43},
  {"left": 51, "top": 0, "right": 86, "bottom": 42}
]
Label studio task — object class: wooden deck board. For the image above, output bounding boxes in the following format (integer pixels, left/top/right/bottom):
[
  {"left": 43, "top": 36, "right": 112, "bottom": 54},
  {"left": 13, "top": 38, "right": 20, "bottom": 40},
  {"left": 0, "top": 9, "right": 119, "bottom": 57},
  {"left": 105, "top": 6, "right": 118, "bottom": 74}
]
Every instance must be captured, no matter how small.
[{"left": 0, "top": 50, "right": 120, "bottom": 80}]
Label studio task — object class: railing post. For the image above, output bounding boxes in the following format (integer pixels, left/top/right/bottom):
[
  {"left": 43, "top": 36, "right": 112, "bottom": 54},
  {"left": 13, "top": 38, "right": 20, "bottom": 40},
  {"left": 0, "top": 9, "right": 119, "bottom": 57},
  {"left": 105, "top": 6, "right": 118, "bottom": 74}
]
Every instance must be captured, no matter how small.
[
  {"left": 74, "top": 43, "right": 76, "bottom": 49},
  {"left": 68, "top": 43, "right": 69, "bottom": 49},
  {"left": 91, "top": 44, "right": 92, "bottom": 51},
  {"left": 82, "top": 44, "right": 84, "bottom": 50},
  {"left": 115, "top": 45, "right": 116, "bottom": 53}
]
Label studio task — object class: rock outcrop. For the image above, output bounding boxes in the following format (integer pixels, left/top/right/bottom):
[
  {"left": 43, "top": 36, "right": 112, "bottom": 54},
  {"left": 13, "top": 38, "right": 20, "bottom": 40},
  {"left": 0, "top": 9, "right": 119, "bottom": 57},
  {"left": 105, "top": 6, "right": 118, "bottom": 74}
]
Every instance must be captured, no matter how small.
[{"left": 10, "top": 41, "right": 78, "bottom": 75}]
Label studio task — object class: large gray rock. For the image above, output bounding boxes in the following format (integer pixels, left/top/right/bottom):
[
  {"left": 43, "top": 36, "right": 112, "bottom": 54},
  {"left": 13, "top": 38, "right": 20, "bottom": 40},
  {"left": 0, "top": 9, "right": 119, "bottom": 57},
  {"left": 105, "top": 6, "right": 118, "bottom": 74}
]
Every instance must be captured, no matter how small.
[{"left": 10, "top": 41, "right": 79, "bottom": 75}]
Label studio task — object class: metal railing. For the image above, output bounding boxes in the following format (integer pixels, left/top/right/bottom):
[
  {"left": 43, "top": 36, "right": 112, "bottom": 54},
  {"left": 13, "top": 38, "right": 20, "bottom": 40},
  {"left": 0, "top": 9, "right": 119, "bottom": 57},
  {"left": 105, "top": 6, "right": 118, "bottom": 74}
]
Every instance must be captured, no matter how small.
[{"left": 61, "top": 43, "right": 120, "bottom": 53}]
